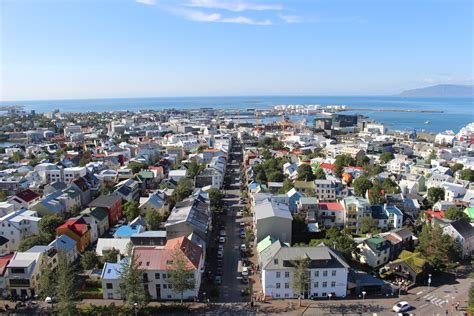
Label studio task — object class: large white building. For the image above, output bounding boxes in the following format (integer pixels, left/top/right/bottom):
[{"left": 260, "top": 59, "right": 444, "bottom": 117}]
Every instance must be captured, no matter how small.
[
  {"left": 260, "top": 243, "right": 349, "bottom": 299},
  {"left": 0, "top": 209, "right": 41, "bottom": 254}
]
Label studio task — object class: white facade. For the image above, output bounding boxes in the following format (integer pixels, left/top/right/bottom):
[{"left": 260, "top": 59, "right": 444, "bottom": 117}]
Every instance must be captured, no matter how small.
[{"left": 0, "top": 209, "right": 41, "bottom": 252}]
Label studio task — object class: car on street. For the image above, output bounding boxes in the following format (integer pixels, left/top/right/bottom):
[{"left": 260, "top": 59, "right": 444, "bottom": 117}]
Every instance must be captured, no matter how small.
[
  {"left": 241, "top": 276, "right": 249, "bottom": 284},
  {"left": 217, "top": 259, "right": 223, "bottom": 267},
  {"left": 219, "top": 236, "right": 226, "bottom": 243},
  {"left": 219, "top": 230, "right": 226, "bottom": 237},
  {"left": 217, "top": 244, "right": 223, "bottom": 251},
  {"left": 236, "top": 211, "right": 243, "bottom": 217},
  {"left": 392, "top": 301, "right": 410, "bottom": 312},
  {"left": 216, "top": 267, "right": 223, "bottom": 275},
  {"left": 214, "top": 276, "right": 222, "bottom": 285},
  {"left": 241, "top": 266, "right": 249, "bottom": 277},
  {"left": 217, "top": 250, "right": 223, "bottom": 258},
  {"left": 240, "top": 231, "right": 246, "bottom": 239},
  {"left": 240, "top": 244, "right": 247, "bottom": 252}
]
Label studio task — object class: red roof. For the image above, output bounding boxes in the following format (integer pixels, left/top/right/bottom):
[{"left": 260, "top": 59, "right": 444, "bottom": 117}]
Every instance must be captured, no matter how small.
[
  {"left": 318, "top": 202, "right": 343, "bottom": 211},
  {"left": 134, "top": 236, "right": 202, "bottom": 271},
  {"left": 424, "top": 210, "right": 445, "bottom": 221},
  {"left": 15, "top": 189, "right": 40, "bottom": 203},
  {"left": 319, "top": 163, "right": 336, "bottom": 170},
  {"left": 0, "top": 254, "right": 14, "bottom": 276},
  {"left": 57, "top": 217, "right": 88, "bottom": 237}
]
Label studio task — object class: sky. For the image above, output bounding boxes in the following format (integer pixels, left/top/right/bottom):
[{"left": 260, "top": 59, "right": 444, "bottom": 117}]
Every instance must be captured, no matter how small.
[{"left": 0, "top": 0, "right": 473, "bottom": 101}]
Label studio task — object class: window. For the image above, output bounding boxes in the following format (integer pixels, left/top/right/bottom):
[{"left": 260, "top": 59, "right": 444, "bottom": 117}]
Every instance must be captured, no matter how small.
[
  {"left": 107, "top": 293, "right": 113, "bottom": 299},
  {"left": 285, "top": 283, "right": 289, "bottom": 289},
  {"left": 331, "top": 281, "right": 336, "bottom": 287},
  {"left": 314, "top": 271, "right": 319, "bottom": 277},
  {"left": 285, "top": 271, "right": 290, "bottom": 278},
  {"left": 155, "top": 273, "right": 160, "bottom": 279},
  {"left": 276, "top": 283, "right": 280, "bottom": 289},
  {"left": 275, "top": 294, "right": 281, "bottom": 298},
  {"left": 323, "top": 270, "right": 328, "bottom": 277},
  {"left": 322, "top": 282, "right": 327, "bottom": 288},
  {"left": 284, "top": 293, "right": 289, "bottom": 298},
  {"left": 163, "top": 284, "right": 167, "bottom": 289},
  {"left": 168, "top": 284, "right": 172, "bottom": 289},
  {"left": 322, "top": 292, "right": 327, "bottom": 297},
  {"left": 314, "top": 282, "right": 319, "bottom": 288},
  {"left": 162, "top": 273, "right": 167, "bottom": 279},
  {"left": 276, "top": 272, "right": 281, "bottom": 278},
  {"left": 106, "top": 283, "right": 113, "bottom": 289},
  {"left": 274, "top": 259, "right": 278, "bottom": 264},
  {"left": 332, "top": 270, "right": 336, "bottom": 276}
]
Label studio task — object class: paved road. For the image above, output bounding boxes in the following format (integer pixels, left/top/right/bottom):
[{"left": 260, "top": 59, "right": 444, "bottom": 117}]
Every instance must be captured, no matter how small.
[{"left": 218, "top": 142, "right": 246, "bottom": 303}]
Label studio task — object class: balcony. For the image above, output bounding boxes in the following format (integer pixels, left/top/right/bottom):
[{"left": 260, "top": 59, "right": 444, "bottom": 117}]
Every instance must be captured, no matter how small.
[{"left": 9, "top": 279, "right": 31, "bottom": 287}]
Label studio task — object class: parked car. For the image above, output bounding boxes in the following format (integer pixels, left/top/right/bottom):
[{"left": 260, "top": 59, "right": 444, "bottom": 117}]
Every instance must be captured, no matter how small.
[
  {"left": 219, "top": 236, "right": 226, "bottom": 243},
  {"left": 219, "top": 230, "right": 226, "bottom": 237},
  {"left": 217, "top": 250, "right": 223, "bottom": 258},
  {"left": 241, "top": 266, "right": 249, "bottom": 277},
  {"left": 214, "top": 276, "right": 222, "bottom": 285},
  {"left": 240, "top": 244, "right": 247, "bottom": 252},
  {"left": 241, "top": 276, "right": 249, "bottom": 284},
  {"left": 217, "top": 259, "right": 223, "bottom": 267},
  {"left": 216, "top": 267, "right": 223, "bottom": 275},
  {"left": 392, "top": 301, "right": 410, "bottom": 312},
  {"left": 217, "top": 244, "right": 224, "bottom": 251}
]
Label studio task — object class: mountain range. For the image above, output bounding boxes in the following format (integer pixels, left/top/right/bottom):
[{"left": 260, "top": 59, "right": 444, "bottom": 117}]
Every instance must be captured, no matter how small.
[{"left": 399, "top": 84, "right": 474, "bottom": 97}]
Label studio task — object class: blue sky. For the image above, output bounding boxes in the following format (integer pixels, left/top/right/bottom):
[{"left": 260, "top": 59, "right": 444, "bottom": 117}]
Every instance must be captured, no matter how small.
[{"left": 1, "top": 0, "right": 472, "bottom": 101}]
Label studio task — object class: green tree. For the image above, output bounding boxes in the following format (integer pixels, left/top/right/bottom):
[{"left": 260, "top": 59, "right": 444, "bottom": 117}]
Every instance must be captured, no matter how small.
[
  {"left": 368, "top": 181, "right": 386, "bottom": 205},
  {"left": 352, "top": 176, "right": 373, "bottom": 197},
  {"left": 460, "top": 169, "right": 474, "bottom": 182},
  {"left": 10, "top": 151, "right": 24, "bottom": 163},
  {"left": 291, "top": 257, "right": 310, "bottom": 307},
  {"left": 0, "top": 191, "right": 6, "bottom": 202},
  {"left": 123, "top": 200, "right": 140, "bottom": 221},
  {"left": 381, "top": 178, "right": 400, "bottom": 194},
  {"left": 244, "top": 227, "right": 254, "bottom": 246},
  {"left": 278, "top": 179, "right": 294, "bottom": 194},
  {"left": 314, "top": 168, "right": 326, "bottom": 180},
  {"left": 297, "top": 164, "right": 316, "bottom": 181},
  {"left": 360, "top": 216, "right": 380, "bottom": 234},
  {"left": 127, "top": 162, "right": 148, "bottom": 174},
  {"left": 39, "top": 214, "right": 63, "bottom": 240},
  {"left": 427, "top": 187, "right": 445, "bottom": 204},
  {"left": 256, "top": 169, "right": 267, "bottom": 183},
  {"left": 56, "top": 250, "right": 77, "bottom": 315},
  {"left": 18, "top": 234, "right": 50, "bottom": 251},
  {"left": 81, "top": 251, "right": 100, "bottom": 270},
  {"left": 379, "top": 152, "right": 394, "bottom": 163},
  {"left": 469, "top": 284, "right": 474, "bottom": 313},
  {"left": 267, "top": 170, "right": 285, "bottom": 182},
  {"left": 36, "top": 258, "right": 56, "bottom": 300},
  {"left": 426, "top": 150, "right": 437, "bottom": 164},
  {"left": 450, "top": 163, "right": 464, "bottom": 174},
  {"left": 445, "top": 206, "right": 467, "bottom": 221},
  {"left": 102, "top": 248, "right": 120, "bottom": 264},
  {"left": 417, "top": 223, "right": 461, "bottom": 271},
  {"left": 187, "top": 159, "right": 200, "bottom": 178},
  {"left": 168, "top": 250, "right": 196, "bottom": 304},
  {"left": 119, "top": 251, "right": 149, "bottom": 309},
  {"left": 145, "top": 210, "right": 162, "bottom": 230},
  {"left": 171, "top": 178, "right": 194, "bottom": 205}
]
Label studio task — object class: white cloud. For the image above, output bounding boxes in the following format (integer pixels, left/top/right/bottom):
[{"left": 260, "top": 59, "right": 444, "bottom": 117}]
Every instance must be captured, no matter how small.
[
  {"left": 221, "top": 16, "right": 272, "bottom": 25},
  {"left": 136, "top": 0, "right": 156, "bottom": 5},
  {"left": 278, "top": 14, "right": 303, "bottom": 24},
  {"left": 171, "top": 7, "right": 272, "bottom": 25},
  {"left": 186, "top": 0, "right": 283, "bottom": 12}
]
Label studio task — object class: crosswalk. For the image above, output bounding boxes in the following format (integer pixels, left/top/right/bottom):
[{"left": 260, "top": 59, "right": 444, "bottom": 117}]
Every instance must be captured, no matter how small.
[{"left": 422, "top": 294, "right": 448, "bottom": 307}]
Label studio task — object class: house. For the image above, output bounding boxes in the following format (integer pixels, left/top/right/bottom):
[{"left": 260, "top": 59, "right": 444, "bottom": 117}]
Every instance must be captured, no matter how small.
[
  {"left": 383, "top": 228, "right": 415, "bottom": 260},
  {"left": 82, "top": 207, "right": 109, "bottom": 237},
  {"left": 293, "top": 180, "right": 315, "bottom": 195},
  {"left": 195, "top": 167, "right": 223, "bottom": 189},
  {"left": 132, "top": 236, "right": 204, "bottom": 300},
  {"left": 370, "top": 204, "right": 403, "bottom": 231},
  {"left": 441, "top": 182, "right": 467, "bottom": 202},
  {"left": 315, "top": 202, "right": 345, "bottom": 228},
  {"left": 165, "top": 195, "right": 211, "bottom": 249},
  {"left": 382, "top": 251, "right": 431, "bottom": 285},
  {"left": 286, "top": 188, "right": 303, "bottom": 214},
  {"left": 296, "top": 197, "right": 319, "bottom": 213},
  {"left": 71, "top": 177, "right": 93, "bottom": 206},
  {"left": 89, "top": 195, "right": 123, "bottom": 226},
  {"left": 96, "top": 238, "right": 131, "bottom": 256},
  {"left": 9, "top": 189, "right": 41, "bottom": 209},
  {"left": 113, "top": 179, "right": 140, "bottom": 202},
  {"left": 113, "top": 224, "right": 144, "bottom": 239},
  {"left": 341, "top": 196, "right": 372, "bottom": 233},
  {"left": 0, "top": 209, "right": 41, "bottom": 252},
  {"left": 442, "top": 217, "right": 474, "bottom": 258},
  {"left": 260, "top": 243, "right": 349, "bottom": 299},
  {"left": 101, "top": 259, "right": 126, "bottom": 299},
  {"left": 56, "top": 216, "right": 92, "bottom": 253},
  {"left": 169, "top": 169, "right": 188, "bottom": 182},
  {"left": 355, "top": 236, "right": 391, "bottom": 268},
  {"left": 253, "top": 198, "right": 292, "bottom": 244},
  {"left": 48, "top": 234, "right": 78, "bottom": 263},
  {"left": 314, "top": 179, "right": 337, "bottom": 201},
  {"left": 131, "top": 231, "right": 167, "bottom": 247}
]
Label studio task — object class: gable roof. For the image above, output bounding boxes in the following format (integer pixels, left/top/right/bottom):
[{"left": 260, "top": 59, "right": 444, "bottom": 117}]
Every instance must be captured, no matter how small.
[
  {"left": 89, "top": 195, "right": 121, "bottom": 209},
  {"left": 15, "top": 189, "right": 40, "bottom": 203},
  {"left": 450, "top": 217, "right": 474, "bottom": 239}
]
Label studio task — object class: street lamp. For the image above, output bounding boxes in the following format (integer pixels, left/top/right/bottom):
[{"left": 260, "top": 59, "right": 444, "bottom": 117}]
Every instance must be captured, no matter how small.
[
  {"left": 134, "top": 302, "right": 138, "bottom": 316},
  {"left": 398, "top": 281, "right": 402, "bottom": 298},
  {"left": 428, "top": 274, "right": 432, "bottom": 290},
  {"left": 362, "top": 291, "right": 366, "bottom": 301},
  {"left": 45, "top": 296, "right": 53, "bottom": 311},
  {"left": 328, "top": 293, "right": 332, "bottom": 301}
]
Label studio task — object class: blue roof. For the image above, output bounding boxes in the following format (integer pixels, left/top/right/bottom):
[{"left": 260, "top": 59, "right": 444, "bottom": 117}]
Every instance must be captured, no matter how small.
[
  {"left": 113, "top": 224, "right": 142, "bottom": 238},
  {"left": 50, "top": 234, "right": 76, "bottom": 252},
  {"left": 101, "top": 259, "right": 127, "bottom": 280},
  {"left": 385, "top": 205, "right": 403, "bottom": 216}
]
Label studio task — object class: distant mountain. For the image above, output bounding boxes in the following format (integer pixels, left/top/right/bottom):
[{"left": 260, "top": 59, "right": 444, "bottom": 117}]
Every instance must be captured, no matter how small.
[{"left": 399, "top": 84, "right": 474, "bottom": 97}]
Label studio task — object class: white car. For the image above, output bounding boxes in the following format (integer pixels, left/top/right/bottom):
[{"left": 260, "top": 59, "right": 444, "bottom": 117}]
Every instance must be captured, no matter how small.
[
  {"left": 219, "top": 236, "right": 226, "bottom": 243},
  {"left": 241, "top": 266, "right": 249, "bottom": 277},
  {"left": 392, "top": 301, "right": 410, "bottom": 312},
  {"left": 217, "top": 250, "right": 223, "bottom": 258},
  {"left": 217, "top": 245, "right": 224, "bottom": 251},
  {"left": 240, "top": 244, "right": 247, "bottom": 252}
]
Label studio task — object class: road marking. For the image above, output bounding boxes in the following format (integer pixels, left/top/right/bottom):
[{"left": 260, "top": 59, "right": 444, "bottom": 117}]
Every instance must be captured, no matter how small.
[
  {"left": 425, "top": 294, "right": 434, "bottom": 300},
  {"left": 416, "top": 290, "right": 424, "bottom": 295},
  {"left": 419, "top": 303, "right": 428, "bottom": 309}
]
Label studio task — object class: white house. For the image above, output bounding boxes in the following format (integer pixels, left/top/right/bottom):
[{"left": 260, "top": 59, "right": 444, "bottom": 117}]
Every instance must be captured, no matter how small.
[
  {"left": 0, "top": 209, "right": 41, "bottom": 252},
  {"left": 442, "top": 218, "right": 474, "bottom": 258},
  {"left": 260, "top": 243, "right": 349, "bottom": 299},
  {"left": 253, "top": 198, "right": 293, "bottom": 244}
]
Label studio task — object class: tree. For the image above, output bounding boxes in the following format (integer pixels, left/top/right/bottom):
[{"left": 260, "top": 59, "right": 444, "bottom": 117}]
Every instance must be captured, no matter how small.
[
  {"left": 102, "top": 248, "right": 120, "bottom": 264},
  {"left": 145, "top": 210, "right": 162, "bottom": 230},
  {"left": 379, "top": 152, "right": 394, "bottom": 163},
  {"left": 426, "top": 150, "right": 437, "bottom": 164},
  {"left": 123, "top": 200, "right": 140, "bottom": 221},
  {"left": 368, "top": 182, "right": 386, "bottom": 205},
  {"left": 292, "top": 257, "right": 310, "bottom": 307},
  {"left": 171, "top": 179, "right": 193, "bottom": 204},
  {"left": 208, "top": 188, "right": 223, "bottom": 209},
  {"left": 244, "top": 227, "right": 254, "bottom": 246},
  {"left": 36, "top": 258, "right": 56, "bottom": 300},
  {"left": 445, "top": 206, "right": 467, "bottom": 221},
  {"left": 417, "top": 223, "right": 461, "bottom": 271},
  {"left": 119, "top": 251, "right": 149, "bottom": 309},
  {"left": 278, "top": 179, "right": 294, "bottom": 194},
  {"left": 460, "top": 169, "right": 474, "bottom": 182},
  {"left": 352, "top": 176, "right": 373, "bottom": 197},
  {"left": 127, "top": 162, "right": 147, "bottom": 174},
  {"left": 10, "top": 151, "right": 24, "bottom": 163},
  {"left": 469, "top": 284, "right": 474, "bottom": 313},
  {"left": 256, "top": 169, "right": 267, "bottom": 183},
  {"left": 267, "top": 171, "right": 285, "bottom": 182},
  {"left": 187, "top": 159, "right": 200, "bottom": 178},
  {"left": 297, "top": 164, "right": 316, "bottom": 181},
  {"left": 314, "top": 168, "right": 326, "bottom": 180},
  {"left": 81, "top": 251, "right": 100, "bottom": 270},
  {"left": 427, "top": 187, "right": 445, "bottom": 204},
  {"left": 450, "top": 163, "right": 464, "bottom": 174},
  {"left": 360, "top": 216, "right": 380, "bottom": 234},
  {"left": 0, "top": 191, "right": 6, "bottom": 202},
  {"left": 18, "top": 234, "right": 49, "bottom": 251},
  {"left": 168, "top": 250, "right": 195, "bottom": 304},
  {"left": 56, "top": 250, "right": 77, "bottom": 315},
  {"left": 39, "top": 214, "right": 63, "bottom": 240},
  {"left": 381, "top": 178, "right": 400, "bottom": 194}
]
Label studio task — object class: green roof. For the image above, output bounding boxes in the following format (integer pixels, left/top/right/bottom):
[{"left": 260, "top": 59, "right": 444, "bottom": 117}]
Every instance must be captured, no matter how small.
[
  {"left": 365, "top": 236, "right": 389, "bottom": 252},
  {"left": 464, "top": 208, "right": 474, "bottom": 220},
  {"left": 257, "top": 236, "right": 277, "bottom": 253},
  {"left": 392, "top": 250, "right": 428, "bottom": 274},
  {"left": 294, "top": 181, "right": 315, "bottom": 189},
  {"left": 138, "top": 170, "right": 154, "bottom": 179}
]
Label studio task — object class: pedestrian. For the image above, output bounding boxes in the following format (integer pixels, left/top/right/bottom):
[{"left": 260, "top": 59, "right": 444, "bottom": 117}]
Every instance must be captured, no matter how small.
[{"left": 456, "top": 301, "right": 460, "bottom": 311}]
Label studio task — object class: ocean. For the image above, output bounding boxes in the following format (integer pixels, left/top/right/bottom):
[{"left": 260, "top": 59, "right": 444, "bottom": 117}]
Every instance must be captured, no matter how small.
[{"left": 1, "top": 96, "right": 473, "bottom": 133}]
